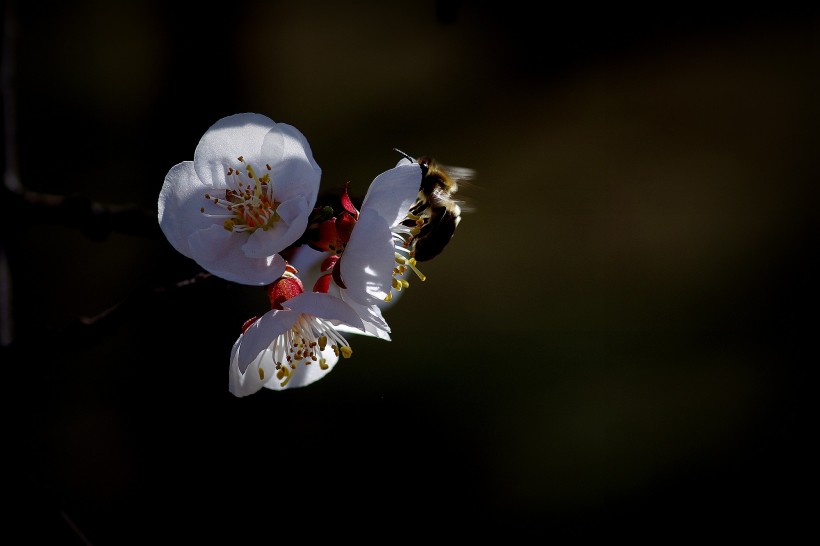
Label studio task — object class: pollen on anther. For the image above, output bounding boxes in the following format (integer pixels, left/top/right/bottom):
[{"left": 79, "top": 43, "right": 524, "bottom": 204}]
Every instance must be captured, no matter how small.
[{"left": 258, "top": 368, "right": 265, "bottom": 380}]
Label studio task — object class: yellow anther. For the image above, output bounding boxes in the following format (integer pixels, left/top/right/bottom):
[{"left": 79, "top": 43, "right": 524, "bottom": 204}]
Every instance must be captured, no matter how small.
[
  {"left": 318, "top": 336, "right": 327, "bottom": 350},
  {"left": 224, "top": 219, "right": 235, "bottom": 231},
  {"left": 384, "top": 292, "right": 393, "bottom": 302},
  {"left": 319, "top": 358, "right": 329, "bottom": 370},
  {"left": 394, "top": 253, "right": 407, "bottom": 264},
  {"left": 392, "top": 278, "right": 403, "bottom": 290},
  {"left": 340, "top": 346, "right": 353, "bottom": 358},
  {"left": 406, "top": 258, "right": 426, "bottom": 282},
  {"left": 280, "top": 369, "right": 293, "bottom": 387},
  {"left": 258, "top": 368, "right": 265, "bottom": 380},
  {"left": 400, "top": 279, "right": 410, "bottom": 288}
]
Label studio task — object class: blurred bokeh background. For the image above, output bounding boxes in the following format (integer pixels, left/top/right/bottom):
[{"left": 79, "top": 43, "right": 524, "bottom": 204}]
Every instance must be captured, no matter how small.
[{"left": 3, "top": 0, "right": 816, "bottom": 542}]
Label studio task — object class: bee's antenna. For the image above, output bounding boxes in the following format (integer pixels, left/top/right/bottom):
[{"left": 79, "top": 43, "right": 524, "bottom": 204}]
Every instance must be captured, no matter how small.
[{"left": 393, "top": 148, "right": 415, "bottom": 163}]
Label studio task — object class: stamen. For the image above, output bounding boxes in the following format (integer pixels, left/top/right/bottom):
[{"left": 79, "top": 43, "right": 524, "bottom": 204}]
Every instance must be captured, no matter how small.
[
  {"left": 405, "top": 257, "right": 426, "bottom": 282},
  {"left": 261, "top": 314, "right": 353, "bottom": 387},
  {"left": 383, "top": 218, "right": 429, "bottom": 301},
  {"left": 199, "top": 156, "right": 282, "bottom": 234}
]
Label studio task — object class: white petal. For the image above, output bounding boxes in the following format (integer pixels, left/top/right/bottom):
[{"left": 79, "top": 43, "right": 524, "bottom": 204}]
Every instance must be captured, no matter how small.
[
  {"left": 337, "top": 290, "right": 391, "bottom": 341},
  {"left": 339, "top": 208, "right": 395, "bottom": 305},
  {"left": 360, "top": 162, "right": 422, "bottom": 228},
  {"left": 193, "top": 113, "right": 276, "bottom": 189},
  {"left": 158, "top": 161, "right": 214, "bottom": 258},
  {"left": 283, "top": 292, "right": 364, "bottom": 331},
  {"left": 229, "top": 310, "right": 296, "bottom": 398},
  {"left": 261, "top": 123, "right": 321, "bottom": 204},
  {"left": 237, "top": 310, "right": 293, "bottom": 373},
  {"left": 240, "top": 196, "right": 309, "bottom": 259},
  {"left": 276, "top": 195, "right": 310, "bottom": 226},
  {"left": 229, "top": 337, "right": 265, "bottom": 397},
  {"left": 188, "top": 225, "right": 286, "bottom": 285}
]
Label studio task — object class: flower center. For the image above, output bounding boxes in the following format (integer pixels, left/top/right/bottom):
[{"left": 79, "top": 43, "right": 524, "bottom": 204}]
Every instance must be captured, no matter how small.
[
  {"left": 201, "top": 155, "right": 281, "bottom": 233},
  {"left": 270, "top": 315, "right": 353, "bottom": 387}
]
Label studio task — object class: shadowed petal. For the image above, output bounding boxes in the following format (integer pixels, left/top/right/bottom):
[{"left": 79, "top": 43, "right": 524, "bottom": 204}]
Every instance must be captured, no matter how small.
[
  {"left": 193, "top": 113, "right": 276, "bottom": 189},
  {"left": 339, "top": 208, "right": 395, "bottom": 305},
  {"left": 360, "top": 161, "right": 422, "bottom": 228},
  {"left": 188, "top": 225, "right": 286, "bottom": 285}
]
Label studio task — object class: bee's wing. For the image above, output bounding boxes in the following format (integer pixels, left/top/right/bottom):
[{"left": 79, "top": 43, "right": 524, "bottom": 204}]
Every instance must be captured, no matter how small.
[{"left": 445, "top": 165, "right": 476, "bottom": 182}]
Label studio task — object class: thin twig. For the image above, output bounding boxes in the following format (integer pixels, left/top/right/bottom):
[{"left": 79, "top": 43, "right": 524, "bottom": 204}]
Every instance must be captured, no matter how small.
[{"left": 78, "top": 271, "right": 214, "bottom": 327}]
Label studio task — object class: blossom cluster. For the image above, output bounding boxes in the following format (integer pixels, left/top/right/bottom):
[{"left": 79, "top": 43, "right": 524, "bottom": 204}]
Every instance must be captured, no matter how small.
[{"left": 158, "top": 113, "right": 468, "bottom": 396}]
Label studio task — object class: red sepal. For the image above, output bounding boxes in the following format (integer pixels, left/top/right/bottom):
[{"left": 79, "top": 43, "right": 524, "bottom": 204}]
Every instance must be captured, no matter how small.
[
  {"left": 267, "top": 275, "right": 304, "bottom": 310},
  {"left": 340, "top": 181, "right": 359, "bottom": 217},
  {"left": 241, "top": 316, "right": 260, "bottom": 334},
  {"left": 313, "top": 273, "right": 332, "bottom": 293}
]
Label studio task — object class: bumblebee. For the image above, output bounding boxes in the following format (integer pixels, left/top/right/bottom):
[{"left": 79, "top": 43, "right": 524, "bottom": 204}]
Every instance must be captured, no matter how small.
[{"left": 395, "top": 149, "right": 474, "bottom": 262}]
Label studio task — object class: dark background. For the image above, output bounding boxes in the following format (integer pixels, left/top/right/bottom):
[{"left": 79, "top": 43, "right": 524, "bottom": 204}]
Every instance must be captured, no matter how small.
[{"left": 3, "top": 0, "right": 816, "bottom": 542}]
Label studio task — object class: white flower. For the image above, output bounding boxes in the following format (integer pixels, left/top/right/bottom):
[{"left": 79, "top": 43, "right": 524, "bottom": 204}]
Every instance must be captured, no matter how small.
[
  {"left": 229, "top": 289, "right": 364, "bottom": 397},
  {"left": 338, "top": 159, "right": 424, "bottom": 305},
  {"left": 158, "top": 113, "right": 321, "bottom": 285}
]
